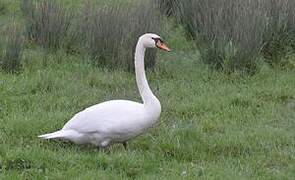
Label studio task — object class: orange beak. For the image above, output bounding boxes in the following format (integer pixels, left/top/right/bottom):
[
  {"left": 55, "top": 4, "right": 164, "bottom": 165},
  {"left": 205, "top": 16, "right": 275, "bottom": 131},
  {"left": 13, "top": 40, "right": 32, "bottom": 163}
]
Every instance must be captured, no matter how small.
[{"left": 156, "top": 41, "right": 171, "bottom": 52}]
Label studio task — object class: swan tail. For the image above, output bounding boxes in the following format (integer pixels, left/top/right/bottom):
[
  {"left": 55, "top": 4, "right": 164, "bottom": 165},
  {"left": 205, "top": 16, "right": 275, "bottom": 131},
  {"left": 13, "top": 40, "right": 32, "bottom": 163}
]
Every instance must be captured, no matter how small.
[{"left": 38, "top": 130, "right": 69, "bottom": 139}]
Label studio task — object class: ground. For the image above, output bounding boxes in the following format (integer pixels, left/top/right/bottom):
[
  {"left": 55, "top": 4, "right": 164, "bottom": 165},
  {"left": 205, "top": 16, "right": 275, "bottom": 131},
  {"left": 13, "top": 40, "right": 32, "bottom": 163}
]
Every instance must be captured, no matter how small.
[{"left": 0, "top": 0, "right": 295, "bottom": 179}]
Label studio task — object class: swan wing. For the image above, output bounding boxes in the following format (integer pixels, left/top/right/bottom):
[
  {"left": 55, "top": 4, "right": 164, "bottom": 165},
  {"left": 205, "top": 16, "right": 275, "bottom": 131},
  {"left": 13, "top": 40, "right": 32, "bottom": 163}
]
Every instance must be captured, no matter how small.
[{"left": 62, "top": 100, "right": 148, "bottom": 134}]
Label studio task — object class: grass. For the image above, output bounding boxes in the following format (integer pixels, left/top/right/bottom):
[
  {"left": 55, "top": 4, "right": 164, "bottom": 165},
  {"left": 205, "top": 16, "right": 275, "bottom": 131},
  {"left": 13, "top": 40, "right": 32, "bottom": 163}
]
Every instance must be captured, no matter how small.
[
  {"left": 74, "top": 0, "right": 162, "bottom": 70},
  {"left": 0, "top": 0, "right": 295, "bottom": 179},
  {"left": 19, "top": 0, "right": 162, "bottom": 71},
  {"left": 160, "top": 0, "right": 295, "bottom": 73},
  {"left": 21, "top": 0, "right": 73, "bottom": 51},
  {"left": 0, "top": 42, "right": 295, "bottom": 179},
  {"left": 0, "top": 22, "right": 23, "bottom": 72}
]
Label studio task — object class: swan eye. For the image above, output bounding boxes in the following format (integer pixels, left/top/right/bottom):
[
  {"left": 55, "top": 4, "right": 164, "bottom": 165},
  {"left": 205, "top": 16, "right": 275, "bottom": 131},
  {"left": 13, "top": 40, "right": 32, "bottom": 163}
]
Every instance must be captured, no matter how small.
[
  {"left": 152, "top": 37, "right": 163, "bottom": 44},
  {"left": 152, "top": 37, "right": 171, "bottom": 52}
]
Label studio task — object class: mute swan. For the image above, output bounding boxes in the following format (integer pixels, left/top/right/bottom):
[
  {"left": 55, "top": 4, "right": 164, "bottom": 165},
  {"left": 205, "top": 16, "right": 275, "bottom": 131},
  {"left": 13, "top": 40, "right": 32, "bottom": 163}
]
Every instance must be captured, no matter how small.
[{"left": 38, "top": 33, "right": 171, "bottom": 150}]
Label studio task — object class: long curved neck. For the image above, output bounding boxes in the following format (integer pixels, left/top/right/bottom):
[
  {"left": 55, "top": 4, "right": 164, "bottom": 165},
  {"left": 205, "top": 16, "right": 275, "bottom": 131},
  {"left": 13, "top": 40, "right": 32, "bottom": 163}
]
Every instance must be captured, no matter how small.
[{"left": 134, "top": 40, "right": 158, "bottom": 107}]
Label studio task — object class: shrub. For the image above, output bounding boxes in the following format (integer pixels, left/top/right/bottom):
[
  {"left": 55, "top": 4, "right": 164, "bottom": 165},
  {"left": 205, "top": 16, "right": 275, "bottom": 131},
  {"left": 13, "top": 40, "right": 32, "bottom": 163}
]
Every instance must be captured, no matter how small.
[
  {"left": 21, "top": 0, "right": 73, "bottom": 51},
  {"left": 0, "top": 23, "right": 23, "bottom": 73},
  {"left": 76, "top": 0, "right": 163, "bottom": 71}
]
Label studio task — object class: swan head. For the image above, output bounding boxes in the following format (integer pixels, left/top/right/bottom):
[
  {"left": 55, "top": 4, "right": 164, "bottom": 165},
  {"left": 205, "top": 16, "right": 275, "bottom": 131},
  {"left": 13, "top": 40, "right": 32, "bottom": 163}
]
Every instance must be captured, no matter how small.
[{"left": 139, "top": 33, "right": 171, "bottom": 52}]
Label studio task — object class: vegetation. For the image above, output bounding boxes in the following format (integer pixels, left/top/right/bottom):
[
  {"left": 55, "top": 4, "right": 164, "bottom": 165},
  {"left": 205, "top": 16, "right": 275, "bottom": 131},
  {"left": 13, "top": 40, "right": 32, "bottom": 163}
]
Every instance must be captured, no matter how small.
[
  {"left": 261, "top": 0, "right": 295, "bottom": 68},
  {"left": 0, "top": 49, "right": 294, "bottom": 179},
  {"left": 156, "top": 0, "right": 178, "bottom": 17},
  {"left": 21, "top": 0, "right": 162, "bottom": 70},
  {"left": 21, "top": 0, "right": 73, "bottom": 51},
  {"left": 77, "top": 1, "right": 162, "bottom": 70},
  {"left": 0, "top": 1, "right": 6, "bottom": 15},
  {"left": 0, "top": 22, "right": 23, "bottom": 73},
  {"left": 159, "top": 0, "right": 295, "bottom": 73},
  {"left": 0, "top": 0, "right": 294, "bottom": 179}
]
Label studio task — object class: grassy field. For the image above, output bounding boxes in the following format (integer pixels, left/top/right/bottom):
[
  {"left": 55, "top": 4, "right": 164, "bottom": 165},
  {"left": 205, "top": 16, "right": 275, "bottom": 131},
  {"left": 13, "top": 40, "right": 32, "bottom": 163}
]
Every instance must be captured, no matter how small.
[
  {"left": 1, "top": 46, "right": 295, "bottom": 179},
  {"left": 1, "top": 0, "right": 295, "bottom": 179}
]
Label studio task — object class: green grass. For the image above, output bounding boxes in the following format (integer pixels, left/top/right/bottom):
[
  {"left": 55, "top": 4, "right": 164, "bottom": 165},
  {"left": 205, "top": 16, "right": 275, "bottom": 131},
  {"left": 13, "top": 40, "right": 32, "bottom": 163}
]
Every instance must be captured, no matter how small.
[
  {"left": 0, "top": 0, "right": 295, "bottom": 179},
  {"left": 0, "top": 44, "right": 295, "bottom": 179}
]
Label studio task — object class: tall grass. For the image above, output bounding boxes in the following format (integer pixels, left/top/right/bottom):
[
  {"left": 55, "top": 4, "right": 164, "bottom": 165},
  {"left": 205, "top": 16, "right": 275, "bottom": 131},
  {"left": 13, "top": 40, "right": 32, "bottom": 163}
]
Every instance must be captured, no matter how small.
[
  {"left": 75, "top": 1, "right": 163, "bottom": 71},
  {"left": 21, "top": 0, "right": 163, "bottom": 71},
  {"left": 179, "top": 0, "right": 266, "bottom": 74},
  {"left": 160, "top": 0, "right": 295, "bottom": 73},
  {"left": 0, "top": 22, "right": 23, "bottom": 73},
  {"left": 21, "top": 0, "right": 73, "bottom": 51},
  {"left": 261, "top": 0, "right": 295, "bottom": 67},
  {"left": 0, "top": 1, "right": 6, "bottom": 15},
  {"left": 156, "top": 0, "right": 178, "bottom": 17}
]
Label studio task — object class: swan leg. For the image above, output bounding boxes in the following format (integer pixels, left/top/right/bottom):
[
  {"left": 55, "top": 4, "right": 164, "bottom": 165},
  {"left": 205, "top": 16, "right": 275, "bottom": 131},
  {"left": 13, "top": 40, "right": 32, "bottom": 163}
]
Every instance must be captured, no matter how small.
[
  {"left": 97, "top": 146, "right": 110, "bottom": 153},
  {"left": 97, "top": 140, "right": 110, "bottom": 153},
  {"left": 122, "top": 142, "right": 127, "bottom": 150},
  {"left": 101, "top": 146, "right": 110, "bottom": 154}
]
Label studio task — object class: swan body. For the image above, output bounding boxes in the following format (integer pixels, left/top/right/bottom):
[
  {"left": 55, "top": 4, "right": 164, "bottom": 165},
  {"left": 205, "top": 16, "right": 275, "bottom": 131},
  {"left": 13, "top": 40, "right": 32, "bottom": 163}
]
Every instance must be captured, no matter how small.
[{"left": 39, "top": 33, "right": 170, "bottom": 148}]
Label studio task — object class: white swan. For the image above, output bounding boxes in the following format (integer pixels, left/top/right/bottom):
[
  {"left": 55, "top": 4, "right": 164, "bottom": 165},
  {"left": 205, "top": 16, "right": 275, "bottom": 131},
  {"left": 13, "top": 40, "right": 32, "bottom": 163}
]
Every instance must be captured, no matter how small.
[{"left": 38, "top": 33, "right": 171, "bottom": 149}]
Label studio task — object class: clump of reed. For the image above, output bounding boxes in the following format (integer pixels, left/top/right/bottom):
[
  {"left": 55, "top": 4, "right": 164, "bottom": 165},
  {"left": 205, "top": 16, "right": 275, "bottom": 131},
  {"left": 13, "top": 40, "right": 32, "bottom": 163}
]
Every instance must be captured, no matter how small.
[
  {"left": 21, "top": 0, "right": 73, "bottom": 51},
  {"left": 21, "top": 0, "right": 163, "bottom": 71},
  {"left": 159, "top": 0, "right": 295, "bottom": 73},
  {"left": 0, "top": 23, "right": 23, "bottom": 73},
  {"left": 261, "top": 0, "right": 295, "bottom": 68},
  {"left": 0, "top": 1, "right": 6, "bottom": 15},
  {"left": 75, "top": 1, "right": 163, "bottom": 71}
]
